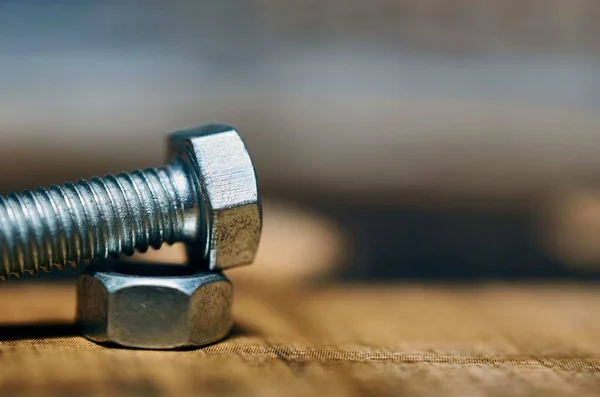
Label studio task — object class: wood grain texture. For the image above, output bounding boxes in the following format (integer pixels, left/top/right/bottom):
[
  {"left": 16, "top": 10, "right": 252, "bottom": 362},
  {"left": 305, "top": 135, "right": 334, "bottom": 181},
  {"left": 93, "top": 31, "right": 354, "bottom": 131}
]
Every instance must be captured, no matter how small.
[{"left": 1, "top": 281, "right": 600, "bottom": 396}]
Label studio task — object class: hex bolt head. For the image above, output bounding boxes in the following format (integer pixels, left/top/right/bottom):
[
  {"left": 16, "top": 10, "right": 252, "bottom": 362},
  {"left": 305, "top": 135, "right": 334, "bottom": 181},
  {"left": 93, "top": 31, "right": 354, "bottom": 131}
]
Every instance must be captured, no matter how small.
[
  {"left": 76, "top": 262, "right": 233, "bottom": 349},
  {"left": 0, "top": 123, "right": 262, "bottom": 279},
  {"left": 169, "top": 124, "right": 263, "bottom": 271}
]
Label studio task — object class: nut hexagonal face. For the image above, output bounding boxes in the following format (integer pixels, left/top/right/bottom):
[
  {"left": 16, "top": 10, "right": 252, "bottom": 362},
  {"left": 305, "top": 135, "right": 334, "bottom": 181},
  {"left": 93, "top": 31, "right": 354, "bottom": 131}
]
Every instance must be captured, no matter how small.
[
  {"left": 189, "top": 280, "right": 234, "bottom": 345},
  {"left": 107, "top": 283, "right": 192, "bottom": 349},
  {"left": 76, "top": 273, "right": 110, "bottom": 343},
  {"left": 169, "top": 124, "right": 262, "bottom": 271},
  {"left": 76, "top": 263, "right": 233, "bottom": 349}
]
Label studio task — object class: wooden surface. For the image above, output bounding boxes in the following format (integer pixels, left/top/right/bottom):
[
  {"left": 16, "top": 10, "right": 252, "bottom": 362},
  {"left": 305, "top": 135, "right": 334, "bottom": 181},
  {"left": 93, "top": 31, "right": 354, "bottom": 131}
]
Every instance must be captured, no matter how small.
[{"left": 1, "top": 281, "right": 600, "bottom": 396}]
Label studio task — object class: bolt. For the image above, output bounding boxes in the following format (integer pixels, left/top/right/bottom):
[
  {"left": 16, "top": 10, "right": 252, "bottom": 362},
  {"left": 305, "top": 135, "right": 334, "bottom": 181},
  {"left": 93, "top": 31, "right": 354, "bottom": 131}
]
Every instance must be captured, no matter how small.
[{"left": 0, "top": 124, "right": 262, "bottom": 279}]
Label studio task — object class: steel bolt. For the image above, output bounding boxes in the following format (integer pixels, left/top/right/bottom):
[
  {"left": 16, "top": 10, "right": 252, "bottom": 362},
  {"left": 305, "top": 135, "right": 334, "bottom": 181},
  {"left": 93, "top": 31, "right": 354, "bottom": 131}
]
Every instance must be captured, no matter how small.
[{"left": 0, "top": 124, "right": 262, "bottom": 279}]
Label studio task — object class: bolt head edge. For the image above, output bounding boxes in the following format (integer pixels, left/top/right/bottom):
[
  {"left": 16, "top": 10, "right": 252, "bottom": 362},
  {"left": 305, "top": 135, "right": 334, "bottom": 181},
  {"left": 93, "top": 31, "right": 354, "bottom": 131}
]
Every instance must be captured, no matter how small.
[{"left": 168, "top": 124, "right": 262, "bottom": 271}]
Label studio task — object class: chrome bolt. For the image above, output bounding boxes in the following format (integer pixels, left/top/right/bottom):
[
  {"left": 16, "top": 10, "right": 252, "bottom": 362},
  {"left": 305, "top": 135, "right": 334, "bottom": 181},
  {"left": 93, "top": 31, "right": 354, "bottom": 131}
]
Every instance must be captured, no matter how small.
[{"left": 0, "top": 124, "right": 262, "bottom": 279}]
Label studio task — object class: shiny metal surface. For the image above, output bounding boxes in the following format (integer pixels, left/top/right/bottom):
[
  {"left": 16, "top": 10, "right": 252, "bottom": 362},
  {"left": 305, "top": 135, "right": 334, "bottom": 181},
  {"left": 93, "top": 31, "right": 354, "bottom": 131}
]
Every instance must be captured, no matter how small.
[
  {"left": 76, "top": 262, "right": 233, "bottom": 349},
  {"left": 170, "top": 124, "right": 262, "bottom": 271},
  {"left": 0, "top": 124, "right": 262, "bottom": 279}
]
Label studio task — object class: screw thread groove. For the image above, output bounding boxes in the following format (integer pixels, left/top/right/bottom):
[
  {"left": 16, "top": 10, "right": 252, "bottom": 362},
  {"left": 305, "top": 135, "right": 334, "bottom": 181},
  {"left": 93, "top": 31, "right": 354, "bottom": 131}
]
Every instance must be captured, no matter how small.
[{"left": 0, "top": 165, "right": 188, "bottom": 279}]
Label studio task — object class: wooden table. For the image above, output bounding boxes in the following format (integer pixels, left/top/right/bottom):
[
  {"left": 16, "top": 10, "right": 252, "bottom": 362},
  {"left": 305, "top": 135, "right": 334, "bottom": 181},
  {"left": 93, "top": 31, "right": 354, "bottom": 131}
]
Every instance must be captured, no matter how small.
[{"left": 1, "top": 280, "right": 600, "bottom": 396}]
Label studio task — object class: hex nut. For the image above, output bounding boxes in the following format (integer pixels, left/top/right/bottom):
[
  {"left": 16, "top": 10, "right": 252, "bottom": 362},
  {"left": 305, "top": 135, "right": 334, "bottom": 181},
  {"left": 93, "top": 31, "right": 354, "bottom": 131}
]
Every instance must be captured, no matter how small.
[
  {"left": 76, "top": 262, "right": 233, "bottom": 349},
  {"left": 169, "top": 124, "right": 262, "bottom": 271}
]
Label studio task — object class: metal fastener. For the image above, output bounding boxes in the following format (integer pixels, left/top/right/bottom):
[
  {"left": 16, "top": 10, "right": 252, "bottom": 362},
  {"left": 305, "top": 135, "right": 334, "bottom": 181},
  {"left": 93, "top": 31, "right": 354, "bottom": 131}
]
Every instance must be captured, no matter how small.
[
  {"left": 0, "top": 124, "right": 262, "bottom": 279},
  {"left": 77, "top": 261, "right": 233, "bottom": 349}
]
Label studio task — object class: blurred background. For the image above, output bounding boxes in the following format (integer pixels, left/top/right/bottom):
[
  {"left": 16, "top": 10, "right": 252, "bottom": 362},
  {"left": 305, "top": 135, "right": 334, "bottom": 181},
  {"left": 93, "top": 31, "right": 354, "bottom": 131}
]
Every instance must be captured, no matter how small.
[{"left": 1, "top": 0, "right": 600, "bottom": 282}]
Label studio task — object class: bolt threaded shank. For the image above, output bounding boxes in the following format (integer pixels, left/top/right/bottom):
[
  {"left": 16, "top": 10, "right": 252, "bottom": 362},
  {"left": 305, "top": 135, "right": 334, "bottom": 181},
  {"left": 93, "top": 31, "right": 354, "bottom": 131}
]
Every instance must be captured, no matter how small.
[{"left": 0, "top": 159, "right": 199, "bottom": 279}]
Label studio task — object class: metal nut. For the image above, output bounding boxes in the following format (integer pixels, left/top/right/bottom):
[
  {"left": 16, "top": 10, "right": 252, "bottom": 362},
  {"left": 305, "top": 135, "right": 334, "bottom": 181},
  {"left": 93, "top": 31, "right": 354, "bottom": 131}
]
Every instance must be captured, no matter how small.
[
  {"left": 169, "top": 124, "right": 262, "bottom": 271},
  {"left": 76, "top": 262, "right": 233, "bottom": 349}
]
